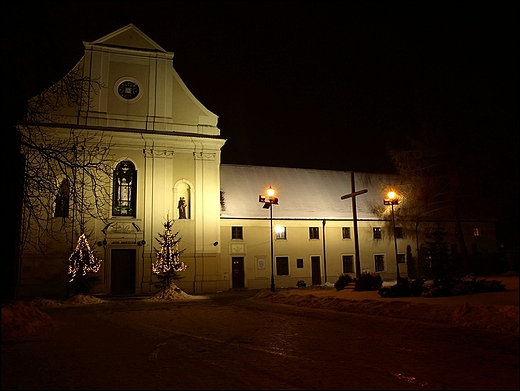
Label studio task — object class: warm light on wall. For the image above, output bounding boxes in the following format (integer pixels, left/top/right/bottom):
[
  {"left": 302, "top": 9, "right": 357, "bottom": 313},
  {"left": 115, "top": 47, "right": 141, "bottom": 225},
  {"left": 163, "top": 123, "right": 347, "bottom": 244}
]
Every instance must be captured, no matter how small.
[{"left": 274, "top": 225, "right": 285, "bottom": 234}]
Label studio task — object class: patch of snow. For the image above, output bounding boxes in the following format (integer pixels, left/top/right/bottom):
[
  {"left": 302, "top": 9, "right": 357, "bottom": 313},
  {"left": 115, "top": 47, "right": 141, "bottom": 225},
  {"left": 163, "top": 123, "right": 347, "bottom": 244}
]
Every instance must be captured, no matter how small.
[{"left": 148, "top": 283, "right": 210, "bottom": 301}]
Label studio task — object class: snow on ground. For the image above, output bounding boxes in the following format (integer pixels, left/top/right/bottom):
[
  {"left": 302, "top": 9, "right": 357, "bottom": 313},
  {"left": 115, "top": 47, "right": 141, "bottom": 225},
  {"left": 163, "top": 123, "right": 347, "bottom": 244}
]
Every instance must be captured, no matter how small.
[
  {"left": 254, "top": 288, "right": 519, "bottom": 335},
  {"left": 2, "top": 279, "right": 518, "bottom": 340},
  {"left": 147, "top": 283, "right": 210, "bottom": 302}
]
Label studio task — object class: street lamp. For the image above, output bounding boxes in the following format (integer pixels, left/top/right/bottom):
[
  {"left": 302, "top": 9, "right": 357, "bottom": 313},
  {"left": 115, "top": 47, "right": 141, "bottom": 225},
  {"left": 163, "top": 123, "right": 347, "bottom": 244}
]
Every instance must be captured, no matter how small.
[
  {"left": 384, "top": 191, "right": 400, "bottom": 279},
  {"left": 259, "top": 186, "right": 278, "bottom": 292}
]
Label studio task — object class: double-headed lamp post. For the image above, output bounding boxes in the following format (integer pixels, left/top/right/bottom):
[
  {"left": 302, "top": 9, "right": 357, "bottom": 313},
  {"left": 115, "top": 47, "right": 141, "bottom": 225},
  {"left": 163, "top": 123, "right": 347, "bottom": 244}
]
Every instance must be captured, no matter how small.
[
  {"left": 259, "top": 186, "right": 278, "bottom": 292},
  {"left": 384, "top": 191, "right": 400, "bottom": 279}
]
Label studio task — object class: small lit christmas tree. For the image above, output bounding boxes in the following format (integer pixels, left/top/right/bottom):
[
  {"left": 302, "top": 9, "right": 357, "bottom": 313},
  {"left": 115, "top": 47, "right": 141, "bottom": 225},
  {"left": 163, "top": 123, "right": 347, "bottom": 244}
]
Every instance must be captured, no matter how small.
[
  {"left": 152, "top": 217, "right": 187, "bottom": 292},
  {"left": 67, "top": 233, "right": 102, "bottom": 297}
]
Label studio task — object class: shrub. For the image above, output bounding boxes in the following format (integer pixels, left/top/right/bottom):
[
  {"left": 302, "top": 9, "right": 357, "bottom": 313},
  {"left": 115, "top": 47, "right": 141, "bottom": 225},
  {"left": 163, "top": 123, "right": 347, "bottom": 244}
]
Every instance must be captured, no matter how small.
[
  {"left": 334, "top": 274, "right": 353, "bottom": 291},
  {"left": 354, "top": 273, "right": 383, "bottom": 291}
]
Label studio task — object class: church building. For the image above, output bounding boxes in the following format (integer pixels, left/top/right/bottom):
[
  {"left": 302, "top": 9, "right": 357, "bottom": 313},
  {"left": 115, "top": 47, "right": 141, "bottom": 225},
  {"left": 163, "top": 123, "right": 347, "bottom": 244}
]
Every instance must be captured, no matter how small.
[{"left": 17, "top": 25, "right": 498, "bottom": 297}]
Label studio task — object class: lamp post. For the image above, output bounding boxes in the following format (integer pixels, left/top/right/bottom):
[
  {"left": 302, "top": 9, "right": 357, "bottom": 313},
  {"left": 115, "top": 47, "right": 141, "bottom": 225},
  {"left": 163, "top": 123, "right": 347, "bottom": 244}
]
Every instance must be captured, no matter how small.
[
  {"left": 259, "top": 186, "right": 278, "bottom": 292},
  {"left": 384, "top": 191, "right": 400, "bottom": 279}
]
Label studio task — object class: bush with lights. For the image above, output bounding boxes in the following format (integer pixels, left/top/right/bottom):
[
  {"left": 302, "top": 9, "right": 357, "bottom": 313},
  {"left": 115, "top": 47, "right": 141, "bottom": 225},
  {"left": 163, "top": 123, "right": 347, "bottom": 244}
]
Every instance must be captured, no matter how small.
[
  {"left": 67, "top": 233, "right": 102, "bottom": 297},
  {"left": 152, "top": 217, "right": 187, "bottom": 292}
]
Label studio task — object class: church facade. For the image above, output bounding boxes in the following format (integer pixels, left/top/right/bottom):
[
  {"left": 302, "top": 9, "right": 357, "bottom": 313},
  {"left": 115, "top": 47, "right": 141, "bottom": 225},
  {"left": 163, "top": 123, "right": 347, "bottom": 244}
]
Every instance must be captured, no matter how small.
[{"left": 17, "top": 25, "right": 498, "bottom": 297}]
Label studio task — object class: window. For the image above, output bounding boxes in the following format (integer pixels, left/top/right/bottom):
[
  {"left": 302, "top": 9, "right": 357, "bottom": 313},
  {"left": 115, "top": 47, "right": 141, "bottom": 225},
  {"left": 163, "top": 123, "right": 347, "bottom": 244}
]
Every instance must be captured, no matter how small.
[
  {"left": 342, "top": 255, "right": 354, "bottom": 273},
  {"left": 112, "top": 161, "right": 137, "bottom": 217},
  {"left": 54, "top": 179, "right": 70, "bottom": 218},
  {"left": 296, "top": 258, "right": 304, "bottom": 268},
  {"left": 276, "top": 256, "right": 289, "bottom": 276},
  {"left": 309, "top": 227, "right": 319, "bottom": 240},
  {"left": 373, "top": 227, "right": 382, "bottom": 239},
  {"left": 397, "top": 254, "right": 406, "bottom": 264},
  {"left": 395, "top": 227, "right": 403, "bottom": 238},
  {"left": 473, "top": 228, "right": 480, "bottom": 237},
  {"left": 342, "top": 227, "right": 351, "bottom": 239},
  {"left": 275, "top": 226, "right": 286, "bottom": 240},
  {"left": 374, "top": 254, "right": 385, "bottom": 272},
  {"left": 232, "top": 226, "right": 243, "bottom": 240}
]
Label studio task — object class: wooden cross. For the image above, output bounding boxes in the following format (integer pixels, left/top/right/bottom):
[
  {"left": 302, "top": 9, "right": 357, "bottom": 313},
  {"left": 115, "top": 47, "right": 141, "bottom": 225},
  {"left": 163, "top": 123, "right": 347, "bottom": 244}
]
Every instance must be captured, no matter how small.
[{"left": 340, "top": 172, "right": 368, "bottom": 279}]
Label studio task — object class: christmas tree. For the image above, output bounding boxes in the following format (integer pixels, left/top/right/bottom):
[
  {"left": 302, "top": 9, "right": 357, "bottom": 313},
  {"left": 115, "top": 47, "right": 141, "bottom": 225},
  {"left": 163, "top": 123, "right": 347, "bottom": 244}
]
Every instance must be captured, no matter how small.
[
  {"left": 67, "top": 233, "right": 102, "bottom": 296},
  {"left": 152, "top": 217, "right": 187, "bottom": 292}
]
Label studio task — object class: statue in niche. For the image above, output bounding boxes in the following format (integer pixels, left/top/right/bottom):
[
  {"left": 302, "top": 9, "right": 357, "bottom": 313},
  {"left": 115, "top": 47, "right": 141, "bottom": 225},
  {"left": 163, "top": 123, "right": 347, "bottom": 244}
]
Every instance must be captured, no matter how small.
[{"left": 178, "top": 197, "right": 187, "bottom": 219}]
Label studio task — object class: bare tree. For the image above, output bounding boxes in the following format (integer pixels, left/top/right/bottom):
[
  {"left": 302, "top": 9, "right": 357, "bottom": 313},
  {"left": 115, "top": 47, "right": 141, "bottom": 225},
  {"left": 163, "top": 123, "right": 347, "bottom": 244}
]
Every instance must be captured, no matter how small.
[{"left": 17, "top": 69, "right": 115, "bottom": 255}]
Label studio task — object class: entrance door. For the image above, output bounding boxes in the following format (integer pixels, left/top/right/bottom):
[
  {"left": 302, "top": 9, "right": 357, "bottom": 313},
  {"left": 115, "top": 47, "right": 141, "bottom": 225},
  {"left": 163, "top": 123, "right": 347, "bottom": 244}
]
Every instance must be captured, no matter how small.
[
  {"left": 232, "top": 257, "right": 245, "bottom": 288},
  {"left": 111, "top": 249, "right": 136, "bottom": 294},
  {"left": 311, "top": 256, "right": 321, "bottom": 286}
]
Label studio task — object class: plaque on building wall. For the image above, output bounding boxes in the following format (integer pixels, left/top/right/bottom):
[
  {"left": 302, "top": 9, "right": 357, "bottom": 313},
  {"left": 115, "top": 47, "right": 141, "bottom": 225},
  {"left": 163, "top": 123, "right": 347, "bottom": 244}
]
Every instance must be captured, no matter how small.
[
  {"left": 257, "top": 258, "right": 266, "bottom": 269},
  {"left": 231, "top": 243, "right": 245, "bottom": 254}
]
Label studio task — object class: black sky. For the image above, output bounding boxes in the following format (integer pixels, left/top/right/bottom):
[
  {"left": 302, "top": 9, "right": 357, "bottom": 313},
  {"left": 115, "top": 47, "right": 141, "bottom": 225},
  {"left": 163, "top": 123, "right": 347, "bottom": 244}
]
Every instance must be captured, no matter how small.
[{"left": 4, "top": 1, "right": 519, "bottom": 174}]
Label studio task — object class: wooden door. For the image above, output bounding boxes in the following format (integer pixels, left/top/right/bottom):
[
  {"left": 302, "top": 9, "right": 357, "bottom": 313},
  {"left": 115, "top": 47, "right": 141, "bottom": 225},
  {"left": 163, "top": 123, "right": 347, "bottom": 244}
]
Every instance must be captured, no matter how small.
[{"left": 111, "top": 249, "right": 136, "bottom": 294}]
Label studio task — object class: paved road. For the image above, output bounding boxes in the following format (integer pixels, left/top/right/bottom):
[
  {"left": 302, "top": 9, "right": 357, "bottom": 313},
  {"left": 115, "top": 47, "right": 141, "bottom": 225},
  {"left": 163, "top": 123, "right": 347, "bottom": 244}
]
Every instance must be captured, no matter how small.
[{"left": 2, "top": 290, "right": 518, "bottom": 390}]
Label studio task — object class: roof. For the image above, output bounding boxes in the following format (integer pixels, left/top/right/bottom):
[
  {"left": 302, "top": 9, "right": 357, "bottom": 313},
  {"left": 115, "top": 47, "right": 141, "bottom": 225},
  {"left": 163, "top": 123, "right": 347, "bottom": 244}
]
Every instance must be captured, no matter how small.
[{"left": 220, "top": 164, "right": 400, "bottom": 220}]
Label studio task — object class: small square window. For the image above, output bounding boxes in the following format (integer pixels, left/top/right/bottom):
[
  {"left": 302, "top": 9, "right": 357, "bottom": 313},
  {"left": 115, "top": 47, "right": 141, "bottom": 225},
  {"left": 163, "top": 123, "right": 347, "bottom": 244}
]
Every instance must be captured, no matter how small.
[
  {"left": 275, "top": 226, "right": 286, "bottom": 240},
  {"left": 342, "top": 227, "right": 351, "bottom": 239},
  {"left": 232, "top": 226, "right": 243, "bottom": 240},
  {"left": 395, "top": 227, "right": 403, "bottom": 238},
  {"left": 397, "top": 254, "right": 406, "bottom": 264},
  {"left": 296, "top": 258, "right": 304, "bottom": 268},
  {"left": 373, "top": 227, "right": 382, "bottom": 239},
  {"left": 309, "top": 227, "right": 319, "bottom": 240}
]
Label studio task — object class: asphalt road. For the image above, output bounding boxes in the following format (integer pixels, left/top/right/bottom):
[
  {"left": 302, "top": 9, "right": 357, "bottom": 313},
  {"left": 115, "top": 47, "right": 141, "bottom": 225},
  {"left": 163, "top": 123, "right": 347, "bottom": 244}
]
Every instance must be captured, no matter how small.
[{"left": 2, "top": 290, "right": 518, "bottom": 390}]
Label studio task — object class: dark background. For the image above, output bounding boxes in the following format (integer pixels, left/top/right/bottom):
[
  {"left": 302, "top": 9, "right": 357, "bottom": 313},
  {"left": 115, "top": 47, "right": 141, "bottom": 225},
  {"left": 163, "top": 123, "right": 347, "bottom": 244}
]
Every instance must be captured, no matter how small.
[
  {"left": 3, "top": 1, "right": 519, "bottom": 244},
  {"left": 5, "top": 1, "right": 518, "bottom": 171}
]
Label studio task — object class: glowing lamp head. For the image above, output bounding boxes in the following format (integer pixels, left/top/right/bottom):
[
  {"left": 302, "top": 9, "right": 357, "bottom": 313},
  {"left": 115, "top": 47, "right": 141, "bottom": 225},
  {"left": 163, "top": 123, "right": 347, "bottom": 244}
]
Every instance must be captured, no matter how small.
[
  {"left": 267, "top": 186, "right": 275, "bottom": 197},
  {"left": 388, "top": 191, "right": 396, "bottom": 199}
]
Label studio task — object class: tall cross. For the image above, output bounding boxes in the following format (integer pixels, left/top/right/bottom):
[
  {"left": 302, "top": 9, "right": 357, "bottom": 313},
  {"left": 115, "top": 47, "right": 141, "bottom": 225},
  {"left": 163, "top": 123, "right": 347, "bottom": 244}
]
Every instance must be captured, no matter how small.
[{"left": 340, "top": 172, "right": 368, "bottom": 279}]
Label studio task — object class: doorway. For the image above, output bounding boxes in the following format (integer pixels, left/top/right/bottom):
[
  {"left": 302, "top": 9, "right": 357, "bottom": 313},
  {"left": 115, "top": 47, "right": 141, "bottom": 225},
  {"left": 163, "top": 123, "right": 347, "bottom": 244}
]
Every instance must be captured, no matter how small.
[
  {"left": 232, "top": 257, "right": 245, "bottom": 288},
  {"left": 311, "top": 256, "right": 321, "bottom": 286},
  {"left": 110, "top": 249, "right": 136, "bottom": 294}
]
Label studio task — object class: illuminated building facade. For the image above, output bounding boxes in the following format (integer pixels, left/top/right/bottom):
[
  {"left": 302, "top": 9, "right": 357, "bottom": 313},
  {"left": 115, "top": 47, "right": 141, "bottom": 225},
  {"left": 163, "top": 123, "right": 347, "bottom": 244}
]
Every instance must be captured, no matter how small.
[{"left": 17, "top": 25, "right": 498, "bottom": 297}]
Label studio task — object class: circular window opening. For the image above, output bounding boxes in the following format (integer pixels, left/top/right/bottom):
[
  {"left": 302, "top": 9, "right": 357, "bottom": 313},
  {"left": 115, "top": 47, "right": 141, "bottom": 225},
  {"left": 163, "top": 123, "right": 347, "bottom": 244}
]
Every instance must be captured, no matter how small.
[{"left": 117, "top": 81, "right": 140, "bottom": 100}]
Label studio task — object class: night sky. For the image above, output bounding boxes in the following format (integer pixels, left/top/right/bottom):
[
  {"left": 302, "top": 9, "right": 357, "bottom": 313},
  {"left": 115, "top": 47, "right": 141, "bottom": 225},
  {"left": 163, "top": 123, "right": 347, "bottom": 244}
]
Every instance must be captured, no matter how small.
[{"left": 5, "top": 1, "right": 519, "bottom": 175}]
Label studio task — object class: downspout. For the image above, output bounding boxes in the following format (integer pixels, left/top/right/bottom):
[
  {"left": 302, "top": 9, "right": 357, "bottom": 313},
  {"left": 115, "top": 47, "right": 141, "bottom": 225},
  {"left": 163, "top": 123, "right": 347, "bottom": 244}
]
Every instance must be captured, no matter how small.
[
  {"left": 141, "top": 140, "right": 147, "bottom": 293},
  {"left": 322, "top": 219, "right": 327, "bottom": 283},
  {"left": 148, "top": 144, "right": 155, "bottom": 290}
]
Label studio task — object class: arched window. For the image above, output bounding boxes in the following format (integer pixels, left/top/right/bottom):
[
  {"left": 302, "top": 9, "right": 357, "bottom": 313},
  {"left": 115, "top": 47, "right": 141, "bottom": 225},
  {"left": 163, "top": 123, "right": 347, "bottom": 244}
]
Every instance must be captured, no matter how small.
[
  {"left": 112, "top": 161, "right": 137, "bottom": 217},
  {"left": 54, "top": 179, "right": 70, "bottom": 218}
]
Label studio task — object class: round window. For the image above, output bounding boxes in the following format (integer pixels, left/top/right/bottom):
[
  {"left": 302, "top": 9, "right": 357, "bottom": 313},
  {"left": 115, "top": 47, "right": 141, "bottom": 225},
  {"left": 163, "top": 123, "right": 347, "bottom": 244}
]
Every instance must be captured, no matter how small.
[{"left": 117, "top": 81, "right": 140, "bottom": 100}]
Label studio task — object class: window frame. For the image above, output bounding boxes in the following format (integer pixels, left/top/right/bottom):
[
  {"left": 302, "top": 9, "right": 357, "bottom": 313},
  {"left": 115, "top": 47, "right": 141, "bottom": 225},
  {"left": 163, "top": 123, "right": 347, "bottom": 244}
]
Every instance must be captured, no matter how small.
[
  {"left": 309, "top": 227, "right": 320, "bottom": 240},
  {"left": 231, "top": 226, "right": 243, "bottom": 240},
  {"left": 112, "top": 161, "right": 137, "bottom": 217},
  {"left": 276, "top": 256, "right": 289, "bottom": 276},
  {"left": 342, "top": 254, "right": 354, "bottom": 274},
  {"left": 342, "top": 227, "right": 351, "bottom": 239},
  {"left": 275, "top": 226, "right": 287, "bottom": 240},
  {"left": 373, "top": 227, "right": 382, "bottom": 239},
  {"left": 54, "top": 178, "right": 70, "bottom": 218},
  {"left": 374, "top": 254, "right": 385, "bottom": 272}
]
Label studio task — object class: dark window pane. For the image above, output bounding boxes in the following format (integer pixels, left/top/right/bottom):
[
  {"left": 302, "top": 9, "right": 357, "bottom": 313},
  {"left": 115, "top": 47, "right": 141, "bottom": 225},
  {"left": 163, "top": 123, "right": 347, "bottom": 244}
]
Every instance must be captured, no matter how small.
[
  {"left": 232, "top": 226, "right": 243, "bottom": 240},
  {"left": 276, "top": 257, "right": 289, "bottom": 275}
]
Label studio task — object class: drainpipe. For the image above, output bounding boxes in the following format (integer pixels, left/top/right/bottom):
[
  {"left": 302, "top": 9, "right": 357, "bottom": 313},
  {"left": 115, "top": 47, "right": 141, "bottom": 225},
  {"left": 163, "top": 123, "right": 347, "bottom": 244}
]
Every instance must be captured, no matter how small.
[{"left": 322, "top": 219, "right": 327, "bottom": 283}]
